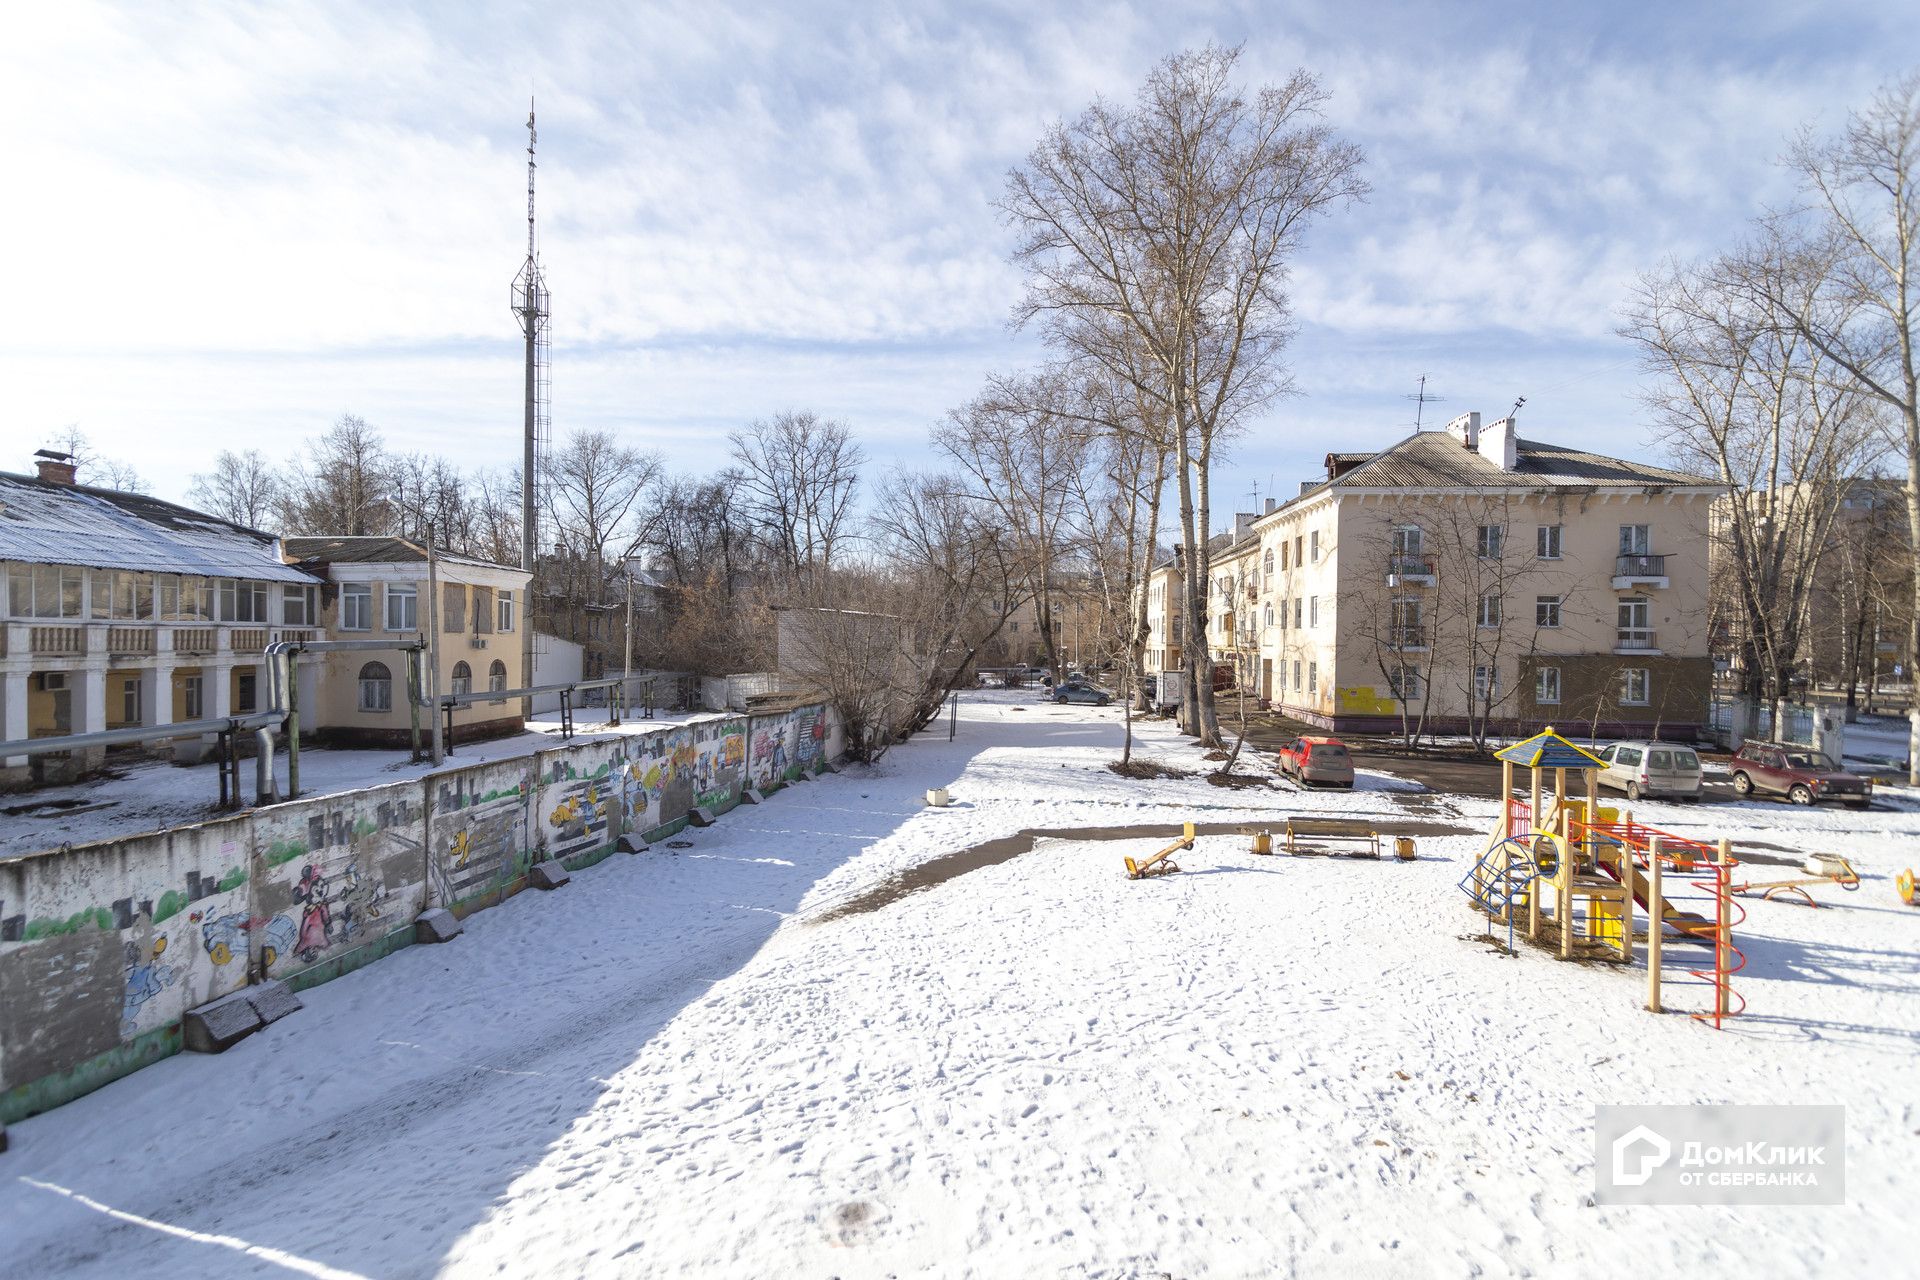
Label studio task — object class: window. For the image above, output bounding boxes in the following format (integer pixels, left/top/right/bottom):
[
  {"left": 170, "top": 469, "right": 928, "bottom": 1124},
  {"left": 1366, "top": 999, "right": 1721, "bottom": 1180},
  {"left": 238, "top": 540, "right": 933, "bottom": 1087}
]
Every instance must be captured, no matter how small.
[
  {"left": 1264, "top": 603, "right": 1274, "bottom": 627},
  {"left": 1536, "top": 524, "right": 1563, "bottom": 559},
  {"left": 488, "top": 659, "right": 508, "bottom": 698},
  {"left": 182, "top": 673, "right": 203, "bottom": 720},
  {"left": 357, "top": 661, "right": 393, "bottom": 712},
  {"left": 121, "top": 678, "right": 140, "bottom": 724},
  {"left": 1294, "top": 598, "right": 1303, "bottom": 628},
  {"left": 444, "top": 584, "right": 466, "bottom": 634},
  {"left": 159, "top": 575, "right": 180, "bottom": 619},
  {"left": 1473, "top": 665, "right": 1497, "bottom": 703},
  {"left": 1618, "top": 596, "right": 1650, "bottom": 633},
  {"left": 236, "top": 670, "right": 257, "bottom": 713},
  {"left": 473, "top": 586, "right": 495, "bottom": 633},
  {"left": 1477, "top": 524, "right": 1504, "bottom": 559},
  {"left": 1536, "top": 596, "right": 1562, "bottom": 628},
  {"left": 282, "top": 584, "right": 315, "bottom": 627},
  {"left": 341, "top": 584, "right": 372, "bottom": 631},
  {"left": 1307, "top": 661, "right": 1318, "bottom": 693},
  {"left": 90, "top": 569, "right": 111, "bottom": 618},
  {"left": 1309, "top": 596, "right": 1319, "bottom": 627},
  {"left": 1391, "top": 525, "right": 1423, "bottom": 557},
  {"left": 1619, "top": 667, "right": 1650, "bottom": 706},
  {"left": 1616, "top": 746, "right": 1642, "bottom": 767},
  {"left": 217, "top": 579, "right": 266, "bottom": 623},
  {"left": 1478, "top": 592, "right": 1502, "bottom": 628},
  {"left": 1389, "top": 666, "right": 1420, "bottom": 700},
  {"left": 450, "top": 660, "right": 472, "bottom": 696},
  {"left": 1294, "top": 535, "right": 1303, "bottom": 567},
  {"left": 7, "top": 565, "right": 84, "bottom": 619},
  {"left": 1281, "top": 543, "right": 1290, "bottom": 572},
  {"left": 1391, "top": 597, "right": 1423, "bottom": 646},
  {"left": 1618, "top": 524, "right": 1650, "bottom": 556},
  {"left": 385, "top": 583, "right": 419, "bottom": 632},
  {"left": 1310, "top": 531, "right": 1321, "bottom": 562},
  {"left": 1293, "top": 660, "right": 1302, "bottom": 691},
  {"left": 1535, "top": 666, "right": 1561, "bottom": 705},
  {"left": 497, "top": 589, "right": 515, "bottom": 634},
  {"left": 1263, "top": 549, "right": 1274, "bottom": 578}
]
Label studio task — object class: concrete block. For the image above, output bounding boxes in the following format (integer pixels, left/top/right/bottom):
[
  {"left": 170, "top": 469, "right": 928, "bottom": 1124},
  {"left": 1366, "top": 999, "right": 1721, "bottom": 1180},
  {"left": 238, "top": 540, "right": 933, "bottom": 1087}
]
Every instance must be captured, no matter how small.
[
  {"left": 183, "top": 990, "right": 265, "bottom": 1054},
  {"left": 742, "top": 788, "right": 767, "bottom": 805},
  {"left": 816, "top": 762, "right": 838, "bottom": 775},
  {"left": 529, "top": 859, "right": 571, "bottom": 890},
  {"left": 245, "top": 980, "right": 303, "bottom": 1026},
  {"left": 616, "top": 834, "right": 650, "bottom": 854},
  {"left": 414, "top": 908, "right": 463, "bottom": 944},
  {"left": 687, "top": 806, "right": 717, "bottom": 827}
]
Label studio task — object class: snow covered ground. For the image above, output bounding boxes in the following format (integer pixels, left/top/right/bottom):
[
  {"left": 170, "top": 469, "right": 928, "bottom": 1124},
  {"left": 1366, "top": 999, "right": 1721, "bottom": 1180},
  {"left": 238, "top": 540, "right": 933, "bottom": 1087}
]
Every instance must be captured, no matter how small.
[
  {"left": 1, "top": 691, "right": 1913, "bottom": 1277},
  {"left": 0, "top": 708, "right": 715, "bottom": 859}
]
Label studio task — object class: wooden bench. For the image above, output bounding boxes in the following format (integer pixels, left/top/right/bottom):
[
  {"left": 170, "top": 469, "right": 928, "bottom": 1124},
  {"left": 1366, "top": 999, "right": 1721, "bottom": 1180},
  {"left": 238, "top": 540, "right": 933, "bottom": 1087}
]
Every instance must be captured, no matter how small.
[{"left": 1284, "top": 817, "right": 1380, "bottom": 858}]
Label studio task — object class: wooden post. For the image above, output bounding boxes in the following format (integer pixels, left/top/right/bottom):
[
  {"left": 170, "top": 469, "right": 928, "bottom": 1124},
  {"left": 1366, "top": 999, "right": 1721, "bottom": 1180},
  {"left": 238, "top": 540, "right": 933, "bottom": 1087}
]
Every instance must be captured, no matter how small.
[
  {"left": 1500, "top": 759, "right": 1514, "bottom": 839},
  {"left": 1530, "top": 766, "right": 1542, "bottom": 835},
  {"left": 1646, "top": 836, "right": 1664, "bottom": 1012},
  {"left": 1585, "top": 767, "right": 1599, "bottom": 859},
  {"left": 1553, "top": 766, "right": 1567, "bottom": 836}
]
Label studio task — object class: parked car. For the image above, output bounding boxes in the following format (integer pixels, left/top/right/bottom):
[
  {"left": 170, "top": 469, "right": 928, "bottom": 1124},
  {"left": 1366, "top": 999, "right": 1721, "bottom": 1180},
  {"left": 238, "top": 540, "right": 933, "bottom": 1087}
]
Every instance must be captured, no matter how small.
[
  {"left": 1730, "top": 742, "right": 1873, "bottom": 808},
  {"left": 1594, "top": 741, "right": 1704, "bottom": 801},
  {"left": 1053, "top": 683, "right": 1112, "bottom": 707},
  {"left": 1276, "top": 736, "right": 1355, "bottom": 788}
]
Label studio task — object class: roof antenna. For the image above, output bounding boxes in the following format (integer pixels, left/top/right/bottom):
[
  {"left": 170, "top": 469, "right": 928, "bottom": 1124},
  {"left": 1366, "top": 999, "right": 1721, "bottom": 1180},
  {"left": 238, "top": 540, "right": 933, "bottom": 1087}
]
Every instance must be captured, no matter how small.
[
  {"left": 1404, "top": 374, "right": 1445, "bottom": 430},
  {"left": 1509, "top": 396, "right": 1526, "bottom": 422}
]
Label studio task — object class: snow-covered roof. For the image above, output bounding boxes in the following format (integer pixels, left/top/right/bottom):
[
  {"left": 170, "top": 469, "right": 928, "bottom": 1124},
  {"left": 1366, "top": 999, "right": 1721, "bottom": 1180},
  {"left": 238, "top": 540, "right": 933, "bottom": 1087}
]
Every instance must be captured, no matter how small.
[{"left": 0, "top": 472, "right": 318, "bottom": 583}]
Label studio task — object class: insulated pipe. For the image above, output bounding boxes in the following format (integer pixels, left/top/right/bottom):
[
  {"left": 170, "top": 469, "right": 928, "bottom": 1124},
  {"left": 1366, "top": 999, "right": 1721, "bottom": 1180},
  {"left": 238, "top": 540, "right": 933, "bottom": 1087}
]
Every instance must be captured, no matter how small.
[{"left": 254, "top": 724, "right": 278, "bottom": 804}]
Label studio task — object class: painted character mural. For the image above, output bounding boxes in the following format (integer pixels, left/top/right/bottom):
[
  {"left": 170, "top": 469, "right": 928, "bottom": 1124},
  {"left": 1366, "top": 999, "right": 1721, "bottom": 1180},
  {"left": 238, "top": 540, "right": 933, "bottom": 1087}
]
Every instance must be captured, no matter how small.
[
  {"left": 122, "top": 935, "right": 178, "bottom": 1036},
  {"left": 293, "top": 864, "right": 334, "bottom": 961}
]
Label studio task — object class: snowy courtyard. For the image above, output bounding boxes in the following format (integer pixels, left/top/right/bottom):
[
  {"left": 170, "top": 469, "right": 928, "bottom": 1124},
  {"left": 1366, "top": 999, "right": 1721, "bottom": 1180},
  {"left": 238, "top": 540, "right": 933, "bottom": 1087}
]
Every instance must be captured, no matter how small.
[{"left": 2, "top": 691, "right": 1915, "bottom": 1278}]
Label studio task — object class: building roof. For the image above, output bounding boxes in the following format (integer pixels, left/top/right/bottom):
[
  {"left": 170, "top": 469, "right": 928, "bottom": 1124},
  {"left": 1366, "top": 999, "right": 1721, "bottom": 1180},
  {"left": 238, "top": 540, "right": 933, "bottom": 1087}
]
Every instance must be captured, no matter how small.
[
  {"left": 1494, "top": 727, "right": 1606, "bottom": 769},
  {"left": 1309, "top": 431, "right": 1715, "bottom": 497},
  {"left": 0, "top": 471, "right": 318, "bottom": 583},
  {"left": 282, "top": 536, "right": 524, "bottom": 575}
]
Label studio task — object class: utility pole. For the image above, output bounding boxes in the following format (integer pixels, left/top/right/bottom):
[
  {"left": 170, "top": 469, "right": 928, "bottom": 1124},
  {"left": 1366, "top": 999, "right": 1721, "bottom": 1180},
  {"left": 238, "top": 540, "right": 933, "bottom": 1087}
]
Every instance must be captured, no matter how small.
[{"left": 426, "top": 530, "right": 444, "bottom": 765}]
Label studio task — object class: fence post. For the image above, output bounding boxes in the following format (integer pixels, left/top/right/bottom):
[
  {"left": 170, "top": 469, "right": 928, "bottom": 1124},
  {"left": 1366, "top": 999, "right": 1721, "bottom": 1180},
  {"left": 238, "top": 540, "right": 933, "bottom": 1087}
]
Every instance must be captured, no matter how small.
[
  {"left": 1646, "top": 836, "right": 1664, "bottom": 1013},
  {"left": 1715, "top": 836, "right": 1733, "bottom": 1022}
]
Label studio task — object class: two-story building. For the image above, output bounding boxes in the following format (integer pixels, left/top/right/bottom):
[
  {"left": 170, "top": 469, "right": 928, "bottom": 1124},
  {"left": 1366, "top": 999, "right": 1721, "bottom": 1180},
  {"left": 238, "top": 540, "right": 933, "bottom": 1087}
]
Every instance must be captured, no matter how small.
[
  {"left": 282, "top": 537, "right": 532, "bottom": 747},
  {"left": 2, "top": 454, "right": 324, "bottom": 784}
]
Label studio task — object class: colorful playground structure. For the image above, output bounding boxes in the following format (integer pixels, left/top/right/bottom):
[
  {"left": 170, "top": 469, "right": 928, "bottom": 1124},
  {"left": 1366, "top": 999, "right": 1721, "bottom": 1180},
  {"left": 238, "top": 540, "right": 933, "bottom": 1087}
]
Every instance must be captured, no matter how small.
[{"left": 1459, "top": 728, "right": 1747, "bottom": 1028}]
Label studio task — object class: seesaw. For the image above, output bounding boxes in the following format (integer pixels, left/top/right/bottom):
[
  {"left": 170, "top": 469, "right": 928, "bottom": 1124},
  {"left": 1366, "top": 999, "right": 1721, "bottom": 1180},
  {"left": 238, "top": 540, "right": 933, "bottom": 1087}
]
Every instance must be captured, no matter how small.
[
  {"left": 1731, "top": 853, "right": 1860, "bottom": 907},
  {"left": 1125, "top": 823, "right": 1196, "bottom": 880}
]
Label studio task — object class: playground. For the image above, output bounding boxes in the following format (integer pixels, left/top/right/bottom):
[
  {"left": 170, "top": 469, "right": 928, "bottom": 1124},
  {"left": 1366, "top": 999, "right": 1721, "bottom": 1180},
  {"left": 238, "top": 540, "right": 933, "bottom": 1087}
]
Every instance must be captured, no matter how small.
[{"left": 0, "top": 690, "right": 1912, "bottom": 1278}]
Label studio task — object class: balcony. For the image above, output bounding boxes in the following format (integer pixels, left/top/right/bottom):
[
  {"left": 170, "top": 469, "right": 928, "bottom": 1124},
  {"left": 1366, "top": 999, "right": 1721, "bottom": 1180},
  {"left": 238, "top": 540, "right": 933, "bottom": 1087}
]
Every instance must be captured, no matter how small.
[
  {"left": 1387, "top": 624, "right": 1431, "bottom": 651},
  {"left": 1614, "top": 627, "right": 1660, "bottom": 654},
  {"left": 1386, "top": 554, "right": 1436, "bottom": 587},
  {"left": 29, "top": 626, "right": 86, "bottom": 656},
  {"left": 1612, "top": 553, "right": 1669, "bottom": 589},
  {"left": 107, "top": 626, "right": 156, "bottom": 656}
]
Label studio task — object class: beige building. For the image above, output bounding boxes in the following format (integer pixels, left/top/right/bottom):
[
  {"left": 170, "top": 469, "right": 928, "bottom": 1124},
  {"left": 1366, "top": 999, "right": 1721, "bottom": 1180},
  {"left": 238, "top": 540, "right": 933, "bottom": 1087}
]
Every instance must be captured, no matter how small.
[
  {"left": 1142, "top": 413, "right": 1722, "bottom": 737},
  {"left": 283, "top": 537, "right": 531, "bottom": 748}
]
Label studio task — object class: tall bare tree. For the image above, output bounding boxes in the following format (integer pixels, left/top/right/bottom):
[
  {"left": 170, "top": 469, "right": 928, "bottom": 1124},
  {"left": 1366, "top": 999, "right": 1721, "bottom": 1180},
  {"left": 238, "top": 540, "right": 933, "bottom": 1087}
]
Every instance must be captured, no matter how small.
[
  {"left": 1000, "top": 44, "right": 1367, "bottom": 745},
  {"left": 729, "top": 411, "right": 864, "bottom": 590},
  {"left": 188, "top": 449, "right": 281, "bottom": 528},
  {"left": 277, "top": 414, "right": 393, "bottom": 536}
]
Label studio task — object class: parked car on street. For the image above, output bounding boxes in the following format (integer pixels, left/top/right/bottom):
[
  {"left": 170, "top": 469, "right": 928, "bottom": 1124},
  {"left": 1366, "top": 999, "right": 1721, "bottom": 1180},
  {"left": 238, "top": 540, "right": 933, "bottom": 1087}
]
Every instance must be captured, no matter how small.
[
  {"left": 1594, "top": 741, "right": 1704, "bottom": 801},
  {"left": 1729, "top": 742, "right": 1872, "bottom": 808},
  {"left": 1276, "top": 736, "right": 1355, "bottom": 788},
  {"left": 1053, "top": 683, "right": 1112, "bottom": 706}
]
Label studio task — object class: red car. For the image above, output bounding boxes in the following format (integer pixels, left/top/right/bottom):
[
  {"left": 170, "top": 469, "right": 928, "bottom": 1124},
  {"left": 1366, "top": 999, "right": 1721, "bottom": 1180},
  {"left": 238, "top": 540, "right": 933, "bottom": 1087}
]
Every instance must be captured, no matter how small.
[
  {"left": 1730, "top": 742, "right": 1873, "bottom": 808},
  {"left": 1277, "top": 736, "right": 1355, "bottom": 788}
]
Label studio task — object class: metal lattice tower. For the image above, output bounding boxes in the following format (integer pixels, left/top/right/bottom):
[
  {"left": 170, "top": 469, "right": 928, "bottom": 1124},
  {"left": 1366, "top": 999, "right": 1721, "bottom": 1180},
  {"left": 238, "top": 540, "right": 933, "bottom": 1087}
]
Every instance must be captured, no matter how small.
[{"left": 510, "top": 100, "right": 551, "bottom": 703}]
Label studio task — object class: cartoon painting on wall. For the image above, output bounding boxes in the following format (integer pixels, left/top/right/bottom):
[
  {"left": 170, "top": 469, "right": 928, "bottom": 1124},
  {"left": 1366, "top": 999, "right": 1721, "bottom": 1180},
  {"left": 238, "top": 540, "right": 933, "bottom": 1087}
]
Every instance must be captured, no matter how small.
[
  {"left": 689, "top": 718, "right": 745, "bottom": 810},
  {"left": 251, "top": 788, "right": 422, "bottom": 976},
  {"left": 426, "top": 763, "right": 533, "bottom": 914},
  {"left": 541, "top": 752, "right": 620, "bottom": 864}
]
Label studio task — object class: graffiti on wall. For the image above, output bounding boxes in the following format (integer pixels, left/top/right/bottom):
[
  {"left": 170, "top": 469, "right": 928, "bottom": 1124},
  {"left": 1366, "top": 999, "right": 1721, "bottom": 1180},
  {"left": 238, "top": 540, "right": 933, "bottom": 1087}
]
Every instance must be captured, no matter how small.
[
  {"left": 541, "top": 748, "right": 621, "bottom": 864},
  {"left": 426, "top": 763, "right": 533, "bottom": 913},
  {"left": 250, "top": 787, "right": 423, "bottom": 978}
]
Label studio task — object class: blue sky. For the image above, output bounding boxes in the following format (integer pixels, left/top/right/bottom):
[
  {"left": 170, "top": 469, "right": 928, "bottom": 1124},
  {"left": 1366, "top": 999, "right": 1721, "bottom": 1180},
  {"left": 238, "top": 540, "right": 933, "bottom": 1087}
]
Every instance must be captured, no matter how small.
[{"left": 3, "top": 1, "right": 1912, "bottom": 528}]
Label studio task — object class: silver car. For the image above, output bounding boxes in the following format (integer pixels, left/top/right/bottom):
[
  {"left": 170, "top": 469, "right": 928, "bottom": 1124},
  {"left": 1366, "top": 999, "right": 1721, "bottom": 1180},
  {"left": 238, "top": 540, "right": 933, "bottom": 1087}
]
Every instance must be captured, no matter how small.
[{"left": 1595, "top": 741, "right": 1704, "bottom": 801}]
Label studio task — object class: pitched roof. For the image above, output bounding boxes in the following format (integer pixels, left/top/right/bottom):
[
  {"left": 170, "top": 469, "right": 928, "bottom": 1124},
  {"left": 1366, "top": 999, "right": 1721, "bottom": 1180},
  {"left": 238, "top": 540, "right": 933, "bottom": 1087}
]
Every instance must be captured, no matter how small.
[
  {"left": 0, "top": 471, "right": 317, "bottom": 583},
  {"left": 1328, "top": 431, "right": 1714, "bottom": 492},
  {"left": 1495, "top": 728, "right": 1606, "bottom": 769},
  {"left": 282, "top": 536, "right": 522, "bottom": 574}
]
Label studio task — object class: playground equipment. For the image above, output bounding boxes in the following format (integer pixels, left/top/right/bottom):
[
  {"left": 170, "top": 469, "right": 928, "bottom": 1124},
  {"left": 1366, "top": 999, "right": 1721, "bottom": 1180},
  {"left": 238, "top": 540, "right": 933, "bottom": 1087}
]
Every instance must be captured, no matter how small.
[
  {"left": 1459, "top": 727, "right": 1745, "bottom": 1028},
  {"left": 1898, "top": 868, "right": 1915, "bottom": 906},
  {"left": 1284, "top": 817, "right": 1380, "bottom": 857},
  {"left": 1125, "top": 823, "right": 1195, "bottom": 880},
  {"left": 1731, "top": 854, "right": 1860, "bottom": 906}
]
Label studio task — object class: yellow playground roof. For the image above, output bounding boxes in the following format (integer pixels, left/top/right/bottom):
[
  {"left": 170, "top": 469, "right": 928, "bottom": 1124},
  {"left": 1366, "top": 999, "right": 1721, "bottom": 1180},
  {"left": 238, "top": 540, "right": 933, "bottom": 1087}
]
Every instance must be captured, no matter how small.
[{"left": 1494, "top": 727, "right": 1607, "bottom": 769}]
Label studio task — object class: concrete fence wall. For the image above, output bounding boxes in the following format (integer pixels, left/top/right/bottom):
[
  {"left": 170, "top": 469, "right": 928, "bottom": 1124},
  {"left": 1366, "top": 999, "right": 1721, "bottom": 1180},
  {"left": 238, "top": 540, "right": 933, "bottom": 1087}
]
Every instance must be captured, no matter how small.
[{"left": 0, "top": 702, "right": 837, "bottom": 1124}]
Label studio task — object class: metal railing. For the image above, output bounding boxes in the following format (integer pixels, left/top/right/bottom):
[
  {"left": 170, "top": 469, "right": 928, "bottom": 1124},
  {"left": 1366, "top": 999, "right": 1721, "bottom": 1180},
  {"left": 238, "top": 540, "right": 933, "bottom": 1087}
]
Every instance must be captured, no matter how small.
[
  {"left": 1388, "top": 625, "right": 1431, "bottom": 649},
  {"left": 1617, "top": 627, "right": 1658, "bottom": 649},
  {"left": 1387, "top": 554, "right": 1435, "bottom": 580},
  {"left": 1615, "top": 553, "right": 1667, "bottom": 577}
]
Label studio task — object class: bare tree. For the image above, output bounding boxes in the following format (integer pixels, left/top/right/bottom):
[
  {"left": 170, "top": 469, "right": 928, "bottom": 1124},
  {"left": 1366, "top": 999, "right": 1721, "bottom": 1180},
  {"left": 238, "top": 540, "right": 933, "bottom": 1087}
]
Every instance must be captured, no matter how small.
[
  {"left": 1000, "top": 44, "right": 1367, "bottom": 746},
  {"left": 188, "top": 449, "right": 281, "bottom": 528},
  {"left": 729, "top": 411, "right": 863, "bottom": 590},
  {"left": 40, "top": 426, "right": 148, "bottom": 493},
  {"left": 542, "top": 428, "right": 664, "bottom": 605},
  {"left": 277, "top": 414, "right": 393, "bottom": 536}
]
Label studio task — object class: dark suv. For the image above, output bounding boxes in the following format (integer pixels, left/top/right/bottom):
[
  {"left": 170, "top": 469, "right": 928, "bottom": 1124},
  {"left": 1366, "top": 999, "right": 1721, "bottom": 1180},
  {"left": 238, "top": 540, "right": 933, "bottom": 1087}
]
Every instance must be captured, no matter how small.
[{"left": 1729, "top": 742, "right": 1873, "bottom": 808}]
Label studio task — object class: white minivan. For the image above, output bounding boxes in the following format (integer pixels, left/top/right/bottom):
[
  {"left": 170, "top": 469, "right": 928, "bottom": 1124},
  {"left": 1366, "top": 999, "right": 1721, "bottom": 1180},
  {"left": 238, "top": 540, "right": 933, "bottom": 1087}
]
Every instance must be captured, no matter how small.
[{"left": 1595, "top": 741, "right": 1704, "bottom": 801}]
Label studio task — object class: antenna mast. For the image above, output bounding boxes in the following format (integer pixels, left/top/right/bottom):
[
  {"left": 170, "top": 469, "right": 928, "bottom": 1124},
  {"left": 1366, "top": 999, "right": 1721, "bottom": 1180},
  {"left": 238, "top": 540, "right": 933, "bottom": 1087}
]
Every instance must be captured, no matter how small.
[
  {"left": 510, "top": 99, "right": 551, "bottom": 710},
  {"left": 1404, "top": 374, "right": 1446, "bottom": 431}
]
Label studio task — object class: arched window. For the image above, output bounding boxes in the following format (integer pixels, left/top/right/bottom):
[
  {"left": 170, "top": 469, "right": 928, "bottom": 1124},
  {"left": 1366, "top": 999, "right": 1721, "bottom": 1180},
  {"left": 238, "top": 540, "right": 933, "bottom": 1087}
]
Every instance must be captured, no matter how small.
[
  {"left": 450, "top": 660, "right": 472, "bottom": 696},
  {"left": 357, "top": 661, "right": 392, "bottom": 712},
  {"left": 488, "top": 659, "right": 507, "bottom": 692}
]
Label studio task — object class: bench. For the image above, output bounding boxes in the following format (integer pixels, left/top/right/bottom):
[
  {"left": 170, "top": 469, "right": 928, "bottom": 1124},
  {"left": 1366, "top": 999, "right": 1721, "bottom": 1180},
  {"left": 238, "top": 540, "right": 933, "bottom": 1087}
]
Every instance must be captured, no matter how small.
[{"left": 1284, "top": 817, "right": 1380, "bottom": 858}]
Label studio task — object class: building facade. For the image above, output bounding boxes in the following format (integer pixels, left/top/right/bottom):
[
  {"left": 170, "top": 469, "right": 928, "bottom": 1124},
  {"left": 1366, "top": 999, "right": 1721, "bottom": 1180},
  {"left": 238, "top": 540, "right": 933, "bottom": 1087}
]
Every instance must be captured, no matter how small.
[{"left": 2, "top": 455, "right": 323, "bottom": 785}]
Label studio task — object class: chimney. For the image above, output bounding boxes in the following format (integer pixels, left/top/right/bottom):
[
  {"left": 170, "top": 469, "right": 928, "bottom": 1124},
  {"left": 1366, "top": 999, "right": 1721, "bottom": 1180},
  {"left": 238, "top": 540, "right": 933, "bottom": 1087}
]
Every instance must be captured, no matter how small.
[
  {"left": 33, "top": 450, "right": 76, "bottom": 485},
  {"left": 1444, "top": 411, "right": 1481, "bottom": 450},
  {"left": 1476, "top": 416, "right": 1518, "bottom": 471},
  {"left": 1264, "top": 497, "right": 1278, "bottom": 514},
  {"left": 1234, "top": 512, "right": 1255, "bottom": 540}
]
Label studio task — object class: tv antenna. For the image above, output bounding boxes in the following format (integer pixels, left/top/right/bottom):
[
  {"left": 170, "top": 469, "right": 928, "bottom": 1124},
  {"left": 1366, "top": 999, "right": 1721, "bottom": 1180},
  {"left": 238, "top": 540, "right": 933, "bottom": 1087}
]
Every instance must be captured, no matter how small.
[
  {"left": 1509, "top": 396, "right": 1526, "bottom": 421},
  {"left": 1404, "top": 374, "right": 1445, "bottom": 430}
]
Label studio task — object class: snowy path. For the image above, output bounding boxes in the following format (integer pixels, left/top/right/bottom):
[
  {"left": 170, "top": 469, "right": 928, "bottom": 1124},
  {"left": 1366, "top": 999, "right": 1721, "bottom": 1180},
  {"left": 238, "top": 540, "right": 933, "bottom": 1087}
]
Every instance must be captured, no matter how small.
[{"left": 1, "top": 693, "right": 1914, "bottom": 1277}]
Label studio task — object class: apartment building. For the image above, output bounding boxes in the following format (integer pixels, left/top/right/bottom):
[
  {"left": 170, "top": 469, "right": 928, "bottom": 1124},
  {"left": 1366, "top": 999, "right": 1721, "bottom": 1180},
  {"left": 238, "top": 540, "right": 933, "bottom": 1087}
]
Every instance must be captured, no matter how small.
[
  {"left": 1142, "top": 413, "right": 1721, "bottom": 737},
  {"left": 283, "top": 537, "right": 531, "bottom": 747},
  {"left": 1, "top": 454, "right": 324, "bottom": 784}
]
